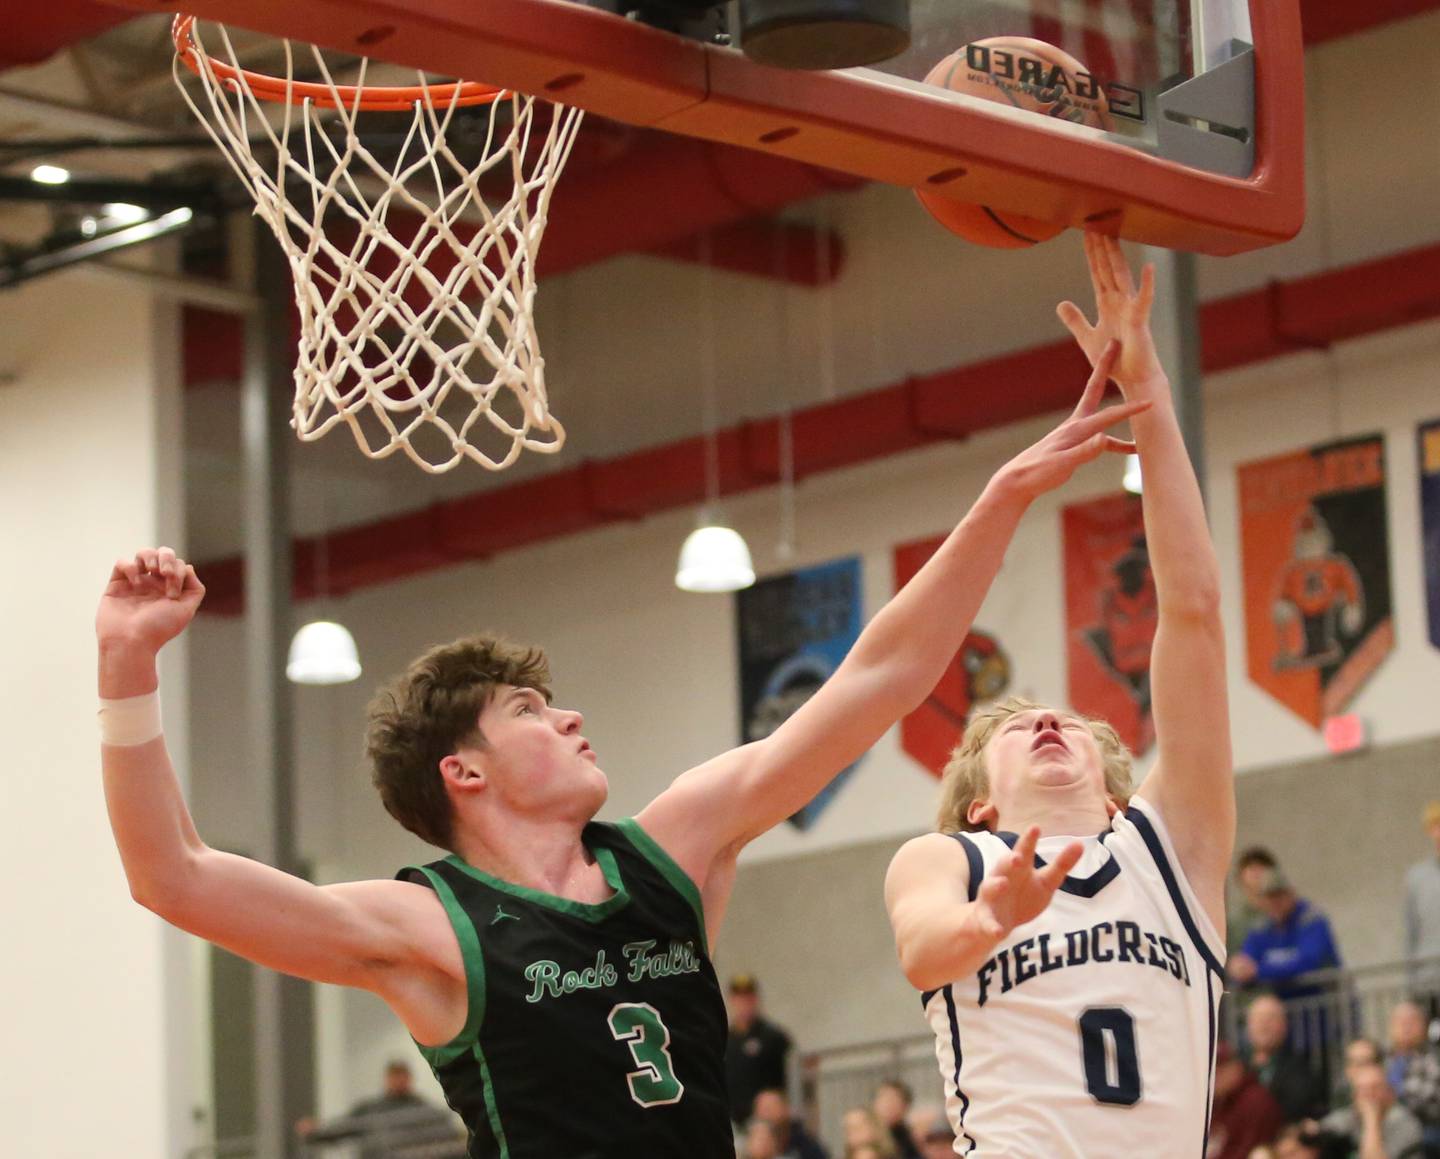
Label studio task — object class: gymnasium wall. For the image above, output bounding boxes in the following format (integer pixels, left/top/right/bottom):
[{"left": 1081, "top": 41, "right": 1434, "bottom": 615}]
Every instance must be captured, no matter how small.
[
  {"left": 169, "top": 5, "right": 1440, "bottom": 1126},
  {"left": 0, "top": 268, "right": 195, "bottom": 1156}
]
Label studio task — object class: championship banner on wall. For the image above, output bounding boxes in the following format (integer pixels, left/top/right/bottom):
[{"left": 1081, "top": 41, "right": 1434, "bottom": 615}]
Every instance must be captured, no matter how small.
[
  {"left": 893, "top": 534, "right": 1012, "bottom": 778},
  {"left": 1421, "top": 420, "right": 1440, "bottom": 651},
  {"left": 736, "top": 556, "right": 863, "bottom": 830},
  {"left": 1062, "top": 493, "right": 1156, "bottom": 755},
  {"left": 1238, "top": 435, "right": 1393, "bottom": 727}
]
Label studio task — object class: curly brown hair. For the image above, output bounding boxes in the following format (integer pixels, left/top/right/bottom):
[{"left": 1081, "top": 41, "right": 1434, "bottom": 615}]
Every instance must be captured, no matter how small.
[
  {"left": 936, "top": 696, "right": 1132, "bottom": 833},
  {"left": 366, "top": 636, "right": 551, "bottom": 850}
]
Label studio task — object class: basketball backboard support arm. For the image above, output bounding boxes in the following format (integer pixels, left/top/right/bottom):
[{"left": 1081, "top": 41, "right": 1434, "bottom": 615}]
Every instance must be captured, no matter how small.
[{"left": 114, "top": 0, "right": 1304, "bottom": 255}]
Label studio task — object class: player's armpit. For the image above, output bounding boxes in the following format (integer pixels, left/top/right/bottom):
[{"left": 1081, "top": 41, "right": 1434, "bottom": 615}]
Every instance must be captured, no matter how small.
[{"left": 143, "top": 850, "right": 460, "bottom": 993}]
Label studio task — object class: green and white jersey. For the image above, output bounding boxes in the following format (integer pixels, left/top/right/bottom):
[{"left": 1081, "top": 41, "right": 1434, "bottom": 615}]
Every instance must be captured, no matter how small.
[{"left": 398, "top": 818, "right": 732, "bottom": 1159}]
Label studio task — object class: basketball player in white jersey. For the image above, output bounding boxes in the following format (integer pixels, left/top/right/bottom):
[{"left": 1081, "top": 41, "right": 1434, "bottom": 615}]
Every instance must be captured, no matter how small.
[{"left": 885, "top": 234, "right": 1233, "bottom": 1158}]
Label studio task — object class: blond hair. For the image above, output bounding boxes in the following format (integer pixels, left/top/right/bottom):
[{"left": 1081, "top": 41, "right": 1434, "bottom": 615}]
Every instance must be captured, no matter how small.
[{"left": 936, "top": 696, "right": 1133, "bottom": 833}]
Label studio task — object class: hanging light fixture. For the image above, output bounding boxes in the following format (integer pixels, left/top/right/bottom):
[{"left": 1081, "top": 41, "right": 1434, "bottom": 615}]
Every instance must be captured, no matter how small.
[
  {"left": 1122, "top": 453, "right": 1143, "bottom": 495},
  {"left": 676, "top": 524, "right": 756, "bottom": 592},
  {"left": 676, "top": 231, "right": 756, "bottom": 593},
  {"left": 287, "top": 619, "right": 362, "bottom": 684},
  {"left": 288, "top": 507, "right": 363, "bottom": 684}
]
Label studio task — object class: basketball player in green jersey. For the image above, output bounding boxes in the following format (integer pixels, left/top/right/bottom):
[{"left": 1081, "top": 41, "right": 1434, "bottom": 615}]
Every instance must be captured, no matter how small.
[{"left": 97, "top": 339, "right": 1146, "bottom": 1157}]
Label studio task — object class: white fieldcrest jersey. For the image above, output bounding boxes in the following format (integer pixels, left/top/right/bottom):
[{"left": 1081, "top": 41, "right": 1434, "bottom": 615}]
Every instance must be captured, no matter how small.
[{"left": 921, "top": 796, "right": 1226, "bottom": 1158}]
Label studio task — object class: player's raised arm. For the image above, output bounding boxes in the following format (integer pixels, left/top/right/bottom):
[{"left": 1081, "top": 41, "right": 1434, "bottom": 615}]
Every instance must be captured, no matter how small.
[
  {"left": 1057, "top": 234, "right": 1234, "bottom": 927},
  {"left": 97, "top": 550, "right": 456, "bottom": 1017},
  {"left": 640, "top": 344, "right": 1148, "bottom": 870}
]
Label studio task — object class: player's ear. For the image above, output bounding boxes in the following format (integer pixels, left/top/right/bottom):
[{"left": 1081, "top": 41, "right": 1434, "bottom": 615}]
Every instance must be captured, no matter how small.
[
  {"left": 439, "top": 752, "right": 486, "bottom": 792},
  {"left": 966, "top": 799, "right": 997, "bottom": 829}
]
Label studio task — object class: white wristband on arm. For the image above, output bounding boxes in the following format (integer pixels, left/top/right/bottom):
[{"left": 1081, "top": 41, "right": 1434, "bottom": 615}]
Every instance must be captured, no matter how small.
[{"left": 98, "top": 691, "right": 163, "bottom": 747}]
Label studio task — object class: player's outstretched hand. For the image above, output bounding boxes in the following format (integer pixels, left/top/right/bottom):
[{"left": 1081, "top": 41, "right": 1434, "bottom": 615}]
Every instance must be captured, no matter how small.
[
  {"left": 1057, "top": 232, "right": 1164, "bottom": 396},
  {"left": 966, "top": 827, "right": 1084, "bottom": 942},
  {"left": 96, "top": 547, "right": 205, "bottom": 653},
  {"left": 996, "top": 340, "right": 1149, "bottom": 502}
]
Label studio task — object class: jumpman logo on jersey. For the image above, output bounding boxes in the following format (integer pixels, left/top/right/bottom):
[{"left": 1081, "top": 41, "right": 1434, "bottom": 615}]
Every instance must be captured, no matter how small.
[{"left": 491, "top": 905, "right": 521, "bottom": 926}]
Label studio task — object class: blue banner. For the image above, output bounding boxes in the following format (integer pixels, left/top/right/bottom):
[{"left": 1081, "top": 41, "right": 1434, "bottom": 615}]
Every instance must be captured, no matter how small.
[
  {"left": 735, "top": 556, "right": 863, "bottom": 830},
  {"left": 1421, "top": 420, "right": 1440, "bottom": 651}
]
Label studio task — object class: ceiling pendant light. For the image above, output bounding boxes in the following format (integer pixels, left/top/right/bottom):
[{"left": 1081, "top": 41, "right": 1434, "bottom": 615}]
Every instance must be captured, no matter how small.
[
  {"left": 288, "top": 511, "right": 362, "bottom": 684},
  {"left": 287, "top": 619, "right": 362, "bottom": 684},
  {"left": 676, "top": 523, "right": 756, "bottom": 593},
  {"left": 676, "top": 231, "right": 755, "bottom": 594}
]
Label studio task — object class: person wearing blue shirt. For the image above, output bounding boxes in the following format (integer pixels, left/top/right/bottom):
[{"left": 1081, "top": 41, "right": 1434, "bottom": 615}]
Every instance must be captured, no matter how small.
[{"left": 1228, "top": 870, "right": 1342, "bottom": 1059}]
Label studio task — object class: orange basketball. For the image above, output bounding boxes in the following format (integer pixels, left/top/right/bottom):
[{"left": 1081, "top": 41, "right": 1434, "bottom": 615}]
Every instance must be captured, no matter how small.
[{"left": 915, "top": 37, "right": 1112, "bottom": 248}]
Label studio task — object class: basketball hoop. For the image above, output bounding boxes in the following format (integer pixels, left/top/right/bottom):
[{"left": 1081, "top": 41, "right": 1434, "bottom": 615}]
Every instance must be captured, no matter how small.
[{"left": 172, "top": 15, "right": 585, "bottom": 472}]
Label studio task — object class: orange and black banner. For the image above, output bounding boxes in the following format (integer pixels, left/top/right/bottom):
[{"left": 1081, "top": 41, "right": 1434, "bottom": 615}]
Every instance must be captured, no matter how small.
[
  {"left": 1238, "top": 435, "right": 1393, "bottom": 727},
  {"left": 1421, "top": 420, "right": 1440, "bottom": 651},
  {"left": 1062, "top": 493, "right": 1155, "bottom": 755},
  {"left": 893, "top": 534, "right": 1012, "bottom": 778}
]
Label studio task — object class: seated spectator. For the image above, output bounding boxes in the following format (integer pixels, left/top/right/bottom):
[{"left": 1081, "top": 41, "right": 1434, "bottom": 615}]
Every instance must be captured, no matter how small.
[
  {"left": 746, "top": 1119, "right": 782, "bottom": 1159},
  {"left": 1209, "top": 1042, "right": 1286, "bottom": 1159},
  {"left": 751, "top": 1088, "right": 828, "bottom": 1159},
  {"left": 1232, "top": 847, "right": 1280, "bottom": 959},
  {"left": 727, "top": 974, "right": 794, "bottom": 1126},
  {"left": 916, "top": 1123, "right": 957, "bottom": 1159},
  {"left": 296, "top": 1060, "right": 460, "bottom": 1159},
  {"left": 905, "top": 1104, "right": 944, "bottom": 1154},
  {"left": 1272, "top": 1122, "right": 1351, "bottom": 1159},
  {"left": 1318, "top": 1061, "right": 1425, "bottom": 1159},
  {"left": 1245, "top": 993, "right": 1329, "bottom": 1122},
  {"left": 844, "top": 1148, "right": 884, "bottom": 1159},
  {"left": 872, "top": 1080, "right": 920, "bottom": 1159},
  {"left": 1229, "top": 871, "right": 1343, "bottom": 1059},
  {"left": 1386, "top": 1000, "right": 1440, "bottom": 1146},
  {"left": 1333, "top": 1038, "right": 1383, "bottom": 1110},
  {"left": 1403, "top": 801, "right": 1440, "bottom": 1020},
  {"left": 841, "top": 1107, "right": 899, "bottom": 1159}
]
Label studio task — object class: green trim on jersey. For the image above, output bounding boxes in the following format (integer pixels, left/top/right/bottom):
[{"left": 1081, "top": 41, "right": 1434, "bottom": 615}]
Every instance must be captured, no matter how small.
[
  {"left": 613, "top": 818, "right": 709, "bottom": 956},
  {"left": 440, "top": 846, "right": 631, "bottom": 922},
  {"left": 474, "top": 1041, "right": 511, "bottom": 1158},
  {"left": 411, "top": 865, "right": 487, "bottom": 1066}
]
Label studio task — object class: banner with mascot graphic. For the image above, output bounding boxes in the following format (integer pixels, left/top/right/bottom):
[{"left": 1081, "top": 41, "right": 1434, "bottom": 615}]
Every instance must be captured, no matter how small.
[
  {"left": 736, "top": 556, "right": 863, "bottom": 829},
  {"left": 893, "top": 534, "right": 1013, "bottom": 778},
  {"left": 1238, "top": 435, "right": 1393, "bottom": 727},
  {"left": 1062, "top": 493, "right": 1155, "bottom": 755}
]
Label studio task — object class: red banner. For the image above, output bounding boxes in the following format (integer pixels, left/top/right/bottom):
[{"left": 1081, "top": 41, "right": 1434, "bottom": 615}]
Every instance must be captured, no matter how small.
[
  {"left": 893, "top": 535, "right": 1012, "bottom": 778},
  {"left": 1238, "top": 436, "right": 1393, "bottom": 727},
  {"left": 1062, "top": 493, "right": 1155, "bottom": 755}
]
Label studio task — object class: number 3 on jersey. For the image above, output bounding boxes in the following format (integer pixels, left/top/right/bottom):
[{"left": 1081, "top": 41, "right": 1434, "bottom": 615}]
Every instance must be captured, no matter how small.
[{"left": 608, "top": 1003, "right": 685, "bottom": 1107}]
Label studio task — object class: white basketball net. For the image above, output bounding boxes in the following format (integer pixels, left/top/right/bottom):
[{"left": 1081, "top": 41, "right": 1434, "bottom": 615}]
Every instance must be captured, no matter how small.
[{"left": 174, "top": 21, "right": 585, "bottom": 472}]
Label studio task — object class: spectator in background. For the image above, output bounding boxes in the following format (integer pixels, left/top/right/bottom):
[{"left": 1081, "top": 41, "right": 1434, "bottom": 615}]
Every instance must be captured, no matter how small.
[
  {"left": 1332, "top": 1037, "right": 1383, "bottom": 1111},
  {"left": 905, "top": 1105, "right": 944, "bottom": 1150},
  {"left": 1271, "top": 1122, "right": 1346, "bottom": 1159},
  {"left": 916, "top": 1124, "right": 957, "bottom": 1159},
  {"left": 1245, "top": 993, "right": 1329, "bottom": 1122},
  {"left": 1386, "top": 1000, "right": 1440, "bottom": 1147},
  {"left": 1232, "top": 847, "right": 1280, "bottom": 959},
  {"left": 296, "top": 1061, "right": 460, "bottom": 1159},
  {"left": 841, "top": 1107, "right": 898, "bottom": 1159},
  {"left": 872, "top": 1080, "right": 920, "bottom": 1159},
  {"left": 1209, "top": 1042, "right": 1286, "bottom": 1159},
  {"left": 746, "top": 1119, "right": 783, "bottom": 1159},
  {"left": 1318, "top": 1061, "right": 1424, "bottom": 1159},
  {"left": 751, "top": 1088, "right": 828, "bottom": 1159},
  {"left": 1404, "top": 801, "right": 1440, "bottom": 1020},
  {"left": 726, "top": 974, "right": 793, "bottom": 1125},
  {"left": 1229, "top": 870, "right": 1342, "bottom": 1057}
]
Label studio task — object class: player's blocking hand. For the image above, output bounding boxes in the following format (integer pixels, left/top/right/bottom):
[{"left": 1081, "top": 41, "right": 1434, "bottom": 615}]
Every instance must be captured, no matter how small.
[
  {"left": 995, "top": 341, "right": 1149, "bottom": 503},
  {"left": 96, "top": 547, "right": 206, "bottom": 652},
  {"left": 1056, "top": 233, "right": 1164, "bottom": 395},
  {"left": 967, "top": 827, "right": 1084, "bottom": 942}
]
